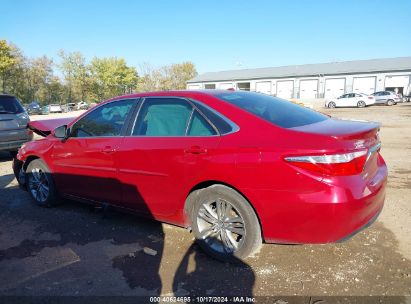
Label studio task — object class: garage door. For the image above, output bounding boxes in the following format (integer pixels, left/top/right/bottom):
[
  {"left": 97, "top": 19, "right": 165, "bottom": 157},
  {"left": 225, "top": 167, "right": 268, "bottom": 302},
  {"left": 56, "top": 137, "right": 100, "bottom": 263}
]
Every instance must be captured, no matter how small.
[
  {"left": 218, "top": 83, "right": 234, "bottom": 90},
  {"left": 276, "top": 80, "right": 294, "bottom": 98},
  {"left": 385, "top": 75, "right": 409, "bottom": 88},
  {"left": 299, "top": 80, "right": 318, "bottom": 99},
  {"left": 255, "top": 81, "right": 272, "bottom": 95},
  {"left": 187, "top": 84, "right": 201, "bottom": 90},
  {"left": 353, "top": 77, "right": 376, "bottom": 95},
  {"left": 324, "top": 78, "right": 345, "bottom": 98}
]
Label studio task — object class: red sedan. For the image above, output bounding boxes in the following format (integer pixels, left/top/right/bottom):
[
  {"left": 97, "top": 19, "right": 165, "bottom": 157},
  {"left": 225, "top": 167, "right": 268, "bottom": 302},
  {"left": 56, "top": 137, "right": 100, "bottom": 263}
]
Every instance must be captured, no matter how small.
[{"left": 14, "top": 90, "right": 387, "bottom": 261}]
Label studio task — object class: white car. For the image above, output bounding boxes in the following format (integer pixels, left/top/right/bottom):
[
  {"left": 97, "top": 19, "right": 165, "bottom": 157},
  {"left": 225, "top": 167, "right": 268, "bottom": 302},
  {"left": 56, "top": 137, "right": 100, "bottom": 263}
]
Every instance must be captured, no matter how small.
[
  {"left": 76, "top": 101, "right": 89, "bottom": 110},
  {"left": 49, "top": 104, "right": 62, "bottom": 113},
  {"left": 325, "top": 93, "right": 375, "bottom": 108}
]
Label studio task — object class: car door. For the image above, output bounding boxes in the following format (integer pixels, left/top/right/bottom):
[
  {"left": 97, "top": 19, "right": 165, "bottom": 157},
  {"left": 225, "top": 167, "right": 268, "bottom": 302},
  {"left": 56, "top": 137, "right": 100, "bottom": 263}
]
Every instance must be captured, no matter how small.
[
  {"left": 336, "top": 94, "right": 347, "bottom": 107},
  {"left": 50, "top": 99, "right": 136, "bottom": 205},
  {"left": 116, "top": 97, "right": 221, "bottom": 218},
  {"left": 378, "top": 92, "right": 390, "bottom": 104},
  {"left": 371, "top": 92, "right": 382, "bottom": 103},
  {"left": 345, "top": 93, "right": 356, "bottom": 106}
]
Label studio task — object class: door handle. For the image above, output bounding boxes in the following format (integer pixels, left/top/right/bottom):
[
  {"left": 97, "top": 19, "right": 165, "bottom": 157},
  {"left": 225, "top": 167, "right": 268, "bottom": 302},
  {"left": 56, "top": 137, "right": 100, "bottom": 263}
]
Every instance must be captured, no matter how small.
[
  {"left": 101, "top": 146, "right": 116, "bottom": 154},
  {"left": 185, "top": 146, "right": 207, "bottom": 154}
]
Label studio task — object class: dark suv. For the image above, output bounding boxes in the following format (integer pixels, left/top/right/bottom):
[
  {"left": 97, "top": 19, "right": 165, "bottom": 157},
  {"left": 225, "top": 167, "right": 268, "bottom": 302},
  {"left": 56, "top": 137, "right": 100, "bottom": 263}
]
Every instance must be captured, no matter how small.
[{"left": 0, "top": 94, "right": 33, "bottom": 157}]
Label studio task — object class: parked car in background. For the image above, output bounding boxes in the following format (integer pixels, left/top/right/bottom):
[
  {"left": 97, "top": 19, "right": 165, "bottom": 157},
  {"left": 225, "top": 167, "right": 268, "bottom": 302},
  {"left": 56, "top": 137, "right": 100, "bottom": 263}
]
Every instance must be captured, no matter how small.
[
  {"left": 15, "top": 90, "right": 387, "bottom": 261},
  {"left": 68, "top": 103, "right": 76, "bottom": 111},
  {"left": 0, "top": 94, "right": 33, "bottom": 157},
  {"left": 41, "top": 105, "right": 50, "bottom": 115},
  {"left": 27, "top": 101, "right": 42, "bottom": 115},
  {"left": 49, "top": 104, "right": 63, "bottom": 113},
  {"left": 371, "top": 91, "right": 401, "bottom": 106},
  {"left": 325, "top": 93, "right": 375, "bottom": 108},
  {"left": 76, "top": 101, "right": 89, "bottom": 110}
]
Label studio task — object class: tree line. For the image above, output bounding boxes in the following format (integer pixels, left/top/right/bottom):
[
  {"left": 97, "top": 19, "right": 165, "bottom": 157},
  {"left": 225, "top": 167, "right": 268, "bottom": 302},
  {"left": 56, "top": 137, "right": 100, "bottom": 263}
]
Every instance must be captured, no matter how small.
[{"left": 0, "top": 40, "right": 198, "bottom": 105}]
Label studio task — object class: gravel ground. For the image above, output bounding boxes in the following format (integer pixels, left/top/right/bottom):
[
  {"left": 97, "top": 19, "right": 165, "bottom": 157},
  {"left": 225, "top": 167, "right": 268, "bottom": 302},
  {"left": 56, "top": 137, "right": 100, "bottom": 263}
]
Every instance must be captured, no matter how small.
[{"left": 0, "top": 104, "right": 410, "bottom": 298}]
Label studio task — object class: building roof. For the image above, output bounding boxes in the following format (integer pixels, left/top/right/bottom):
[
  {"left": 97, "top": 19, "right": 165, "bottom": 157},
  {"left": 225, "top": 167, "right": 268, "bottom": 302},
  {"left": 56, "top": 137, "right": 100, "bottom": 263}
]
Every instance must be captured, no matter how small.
[{"left": 188, "top": 57, "right": 411, "bottom": 83}]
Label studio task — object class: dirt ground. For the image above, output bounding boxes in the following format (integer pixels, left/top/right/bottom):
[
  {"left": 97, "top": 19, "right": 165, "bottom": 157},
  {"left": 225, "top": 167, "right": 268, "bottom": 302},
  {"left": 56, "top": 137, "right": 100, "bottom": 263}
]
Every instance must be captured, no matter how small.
[{"left": 0, "top": 104, "right": 410, "bottom": 299}]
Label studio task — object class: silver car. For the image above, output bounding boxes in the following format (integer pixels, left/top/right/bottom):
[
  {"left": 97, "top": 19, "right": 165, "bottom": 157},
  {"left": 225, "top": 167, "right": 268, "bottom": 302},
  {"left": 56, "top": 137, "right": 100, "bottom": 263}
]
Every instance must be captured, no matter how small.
[
  {"left": 0, "top": 94, "right": 33, "bottom": 157},
  {"left": 371, "top": 91, "right": 402, "bottom": 106}
]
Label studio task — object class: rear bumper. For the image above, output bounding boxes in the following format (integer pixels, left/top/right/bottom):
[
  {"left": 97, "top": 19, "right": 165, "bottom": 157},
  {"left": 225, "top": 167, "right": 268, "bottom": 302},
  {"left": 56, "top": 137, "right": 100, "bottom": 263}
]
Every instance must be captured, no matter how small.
[
  {"left": 0, "top": 129, "right": 33, "bottom": 151},
  {"left": 336, "top": 206, "right": 382, "bottom": 243},
  {"left": 255, "top": 162, "right": 387, "bottom": 244}
]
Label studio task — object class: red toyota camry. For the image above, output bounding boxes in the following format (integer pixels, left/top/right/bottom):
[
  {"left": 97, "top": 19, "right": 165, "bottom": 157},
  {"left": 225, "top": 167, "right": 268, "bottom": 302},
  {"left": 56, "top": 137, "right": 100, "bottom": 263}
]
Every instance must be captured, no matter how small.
[{"left": 14, "top": 90, "right": 387, "bottom": 261}]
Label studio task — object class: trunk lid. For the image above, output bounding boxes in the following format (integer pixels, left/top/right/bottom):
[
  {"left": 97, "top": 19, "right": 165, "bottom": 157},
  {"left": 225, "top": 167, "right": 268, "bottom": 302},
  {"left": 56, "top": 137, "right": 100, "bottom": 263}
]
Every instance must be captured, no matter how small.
[
  {"left": 0, "top": 114, "right": 25, "bottom": 131},
  {"left": 291, "top": 118, "right": 380, "bottom": 141},
  {"left": 288, "top": 118, "right": 381, "bottom": 177},
  {"left": 29, "top": 117, "right": 74, "bottom": 137}
]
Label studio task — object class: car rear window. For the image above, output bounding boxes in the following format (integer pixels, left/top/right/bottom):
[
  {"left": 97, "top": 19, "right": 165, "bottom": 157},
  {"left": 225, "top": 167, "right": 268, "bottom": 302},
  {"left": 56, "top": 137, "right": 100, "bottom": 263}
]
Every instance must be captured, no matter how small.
[
  {"left": 216, "top": 91, "right": 328, "bottom": 128},
  {"left": 0, "top": 95, "right": 24, "bottom": 114}
]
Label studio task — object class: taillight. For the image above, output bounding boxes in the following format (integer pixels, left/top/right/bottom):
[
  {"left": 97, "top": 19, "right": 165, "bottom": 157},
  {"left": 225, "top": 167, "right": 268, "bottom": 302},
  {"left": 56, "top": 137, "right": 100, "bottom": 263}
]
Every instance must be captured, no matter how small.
[
  {"left": 284, "top": 150, "right": 368, "bottom": 176},
  {"left": 368, "top": 96, "right": 374, "bottom": 99}
]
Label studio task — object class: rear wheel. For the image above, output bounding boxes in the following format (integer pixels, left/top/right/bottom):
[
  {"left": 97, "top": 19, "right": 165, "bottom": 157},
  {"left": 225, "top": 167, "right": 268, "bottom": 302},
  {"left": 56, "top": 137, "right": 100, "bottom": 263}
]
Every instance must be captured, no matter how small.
[
  {"left": 357, "top": 100, "right": 366, "bottom": 108},
  {"left": 26, "top": 159, "right": 59, "bottom": 207},
  {"left": 328, "top": 102, "right": 336, "bottom": 108},
  {"left": 189, "top": 185, "right": 262, "bottom": 262},
  {"left": 387, "top": 99, "right": 394, "bottom": 106}
]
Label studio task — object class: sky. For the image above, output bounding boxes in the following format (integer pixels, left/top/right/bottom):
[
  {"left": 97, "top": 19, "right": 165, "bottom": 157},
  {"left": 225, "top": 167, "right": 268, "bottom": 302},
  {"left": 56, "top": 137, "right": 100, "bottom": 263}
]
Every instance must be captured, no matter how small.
[{"left": 1, "top": 0, "right": 411, "bottom": 74}]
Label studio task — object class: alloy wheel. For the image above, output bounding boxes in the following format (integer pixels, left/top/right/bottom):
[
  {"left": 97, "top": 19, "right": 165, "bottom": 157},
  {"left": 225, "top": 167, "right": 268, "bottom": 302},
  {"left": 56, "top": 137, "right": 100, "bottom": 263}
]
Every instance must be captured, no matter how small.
[
  {"left": 196, "top": 198, "right": 246, "bottom": 254},
  {"left": 28, "top": 167, "right": 50, "bottom": 203}
]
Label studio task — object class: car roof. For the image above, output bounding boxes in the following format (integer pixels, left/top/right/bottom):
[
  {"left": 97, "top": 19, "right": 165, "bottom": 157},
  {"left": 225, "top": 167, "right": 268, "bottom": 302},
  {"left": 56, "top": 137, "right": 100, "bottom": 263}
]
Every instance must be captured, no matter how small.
[{"left": 108, "top": 89, "right": 234, "bottom": 100}]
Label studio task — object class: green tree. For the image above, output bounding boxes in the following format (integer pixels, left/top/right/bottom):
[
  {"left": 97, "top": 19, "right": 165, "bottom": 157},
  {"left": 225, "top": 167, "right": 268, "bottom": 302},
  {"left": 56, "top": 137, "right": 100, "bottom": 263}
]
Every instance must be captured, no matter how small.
[
  {"left": 137, "top": 61, "right": 197, "bottom": 91},
  {"left": 90, "top": 57, "right": 138, "bottom": 101},
  {"left": 0, "top": 40, "right": 18, "bottom": 92},
  {"left": 58, "top": 50, "right": 90, "bottom": 103},
  {"left": 23, "top": 56, "right": 54, "bottom": 105}
]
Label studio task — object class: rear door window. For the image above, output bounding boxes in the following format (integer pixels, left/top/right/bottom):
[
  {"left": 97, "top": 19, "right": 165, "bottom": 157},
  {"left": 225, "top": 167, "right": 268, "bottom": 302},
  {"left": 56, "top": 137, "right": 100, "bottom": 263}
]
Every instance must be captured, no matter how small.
[
  {"left": 187, "top": 110, "right": 217, "bottom": 136},
  {"left": 133, "top": 98, "right": 192, "bottom": 136}
]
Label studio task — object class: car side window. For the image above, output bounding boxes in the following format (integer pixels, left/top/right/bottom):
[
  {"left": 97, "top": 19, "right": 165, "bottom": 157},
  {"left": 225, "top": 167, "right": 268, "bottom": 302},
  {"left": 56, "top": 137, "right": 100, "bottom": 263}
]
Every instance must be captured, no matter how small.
[
  {"left": 133, "top": 98, "right": 193, "bottom": 136},
  {"left": 70, "top": 99, "right": 135, "bottom": 138},
  {"left": 187, "top": 110, "right": 217, "bottom": 136}
]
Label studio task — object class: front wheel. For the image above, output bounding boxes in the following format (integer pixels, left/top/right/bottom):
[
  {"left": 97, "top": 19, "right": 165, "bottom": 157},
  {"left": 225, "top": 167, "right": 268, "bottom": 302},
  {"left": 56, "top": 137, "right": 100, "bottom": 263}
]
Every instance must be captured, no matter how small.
[
  {"left": 357, "top": 100, "right": 366, "bottom": 108},
  {"left": 189, "top": 185, "right": 262, "bottom": 262},
  {"left": 328, "top": 102, "right": 336, "bottom": 108},
  {"left": 26, "top": 159, "right": 59, "bottom": 207}
]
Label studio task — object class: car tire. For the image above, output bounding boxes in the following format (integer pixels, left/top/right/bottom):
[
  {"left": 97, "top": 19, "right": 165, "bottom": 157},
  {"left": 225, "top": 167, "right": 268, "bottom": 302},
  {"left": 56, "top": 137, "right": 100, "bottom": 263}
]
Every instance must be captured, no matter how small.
[
  {"left": 328, "top": 102, "right": 336, "bottom": 108},
  {"left": 357, "top": 101, "right": 366, "bottom": 108},
  {"left": 26, "top": 159, "right": 59, "bottom": 207},
  {"left": 12, "top": 157, "right": 26, "bottom": 188},
  {"left": 189, "top": 184, "right": 262, "bottom": 262},
  {"left": 9, "top": 151, "right": 18, "bottom": 158},
  {"left": 387, "top": 99, "right": 394, "bottom": 106}
]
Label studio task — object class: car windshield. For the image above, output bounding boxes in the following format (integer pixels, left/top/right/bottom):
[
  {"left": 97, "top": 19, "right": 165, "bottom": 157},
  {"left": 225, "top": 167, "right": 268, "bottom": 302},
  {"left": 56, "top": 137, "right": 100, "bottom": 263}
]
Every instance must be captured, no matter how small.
[
  {"left": 0, "top": 95, "right": 25, "bottom": 114},
  {"left": 216, "top": 91, "right": 328, "bottom": 128}
]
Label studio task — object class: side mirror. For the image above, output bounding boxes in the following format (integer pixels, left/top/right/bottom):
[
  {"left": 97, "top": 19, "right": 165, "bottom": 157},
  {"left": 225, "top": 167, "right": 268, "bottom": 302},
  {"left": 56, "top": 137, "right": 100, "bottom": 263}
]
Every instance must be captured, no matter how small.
[{"left": 53, "top": 125, "right": 68, "bottom": 140}]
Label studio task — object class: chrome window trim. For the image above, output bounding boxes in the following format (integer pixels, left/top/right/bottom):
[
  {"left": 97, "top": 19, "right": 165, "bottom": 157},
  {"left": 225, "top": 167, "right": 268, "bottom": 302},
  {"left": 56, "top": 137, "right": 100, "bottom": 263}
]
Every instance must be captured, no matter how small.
[{"left": 188, "top": 98, "right": 240, "bottom": 135}]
